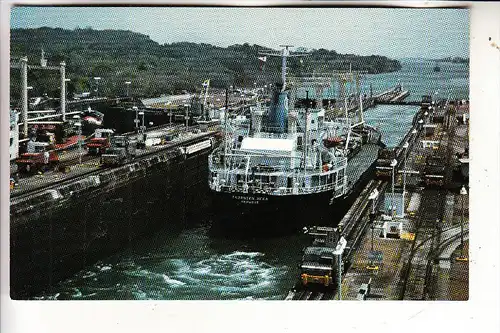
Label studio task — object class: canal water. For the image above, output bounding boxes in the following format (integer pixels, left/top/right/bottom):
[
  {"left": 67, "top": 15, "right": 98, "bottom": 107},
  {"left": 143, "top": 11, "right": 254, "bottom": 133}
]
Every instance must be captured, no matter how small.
[{"left": 33, "top": 59, "right": 468, "bottom": 300}]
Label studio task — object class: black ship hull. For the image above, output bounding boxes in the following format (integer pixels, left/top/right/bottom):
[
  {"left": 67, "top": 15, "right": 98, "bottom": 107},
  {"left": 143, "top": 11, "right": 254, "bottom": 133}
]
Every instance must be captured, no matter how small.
[
  {"left": 210, "top": 191, "right": 347, "bottom": 237},
  {"left": 210, "top": 166, "right": 375, "bottom": 237},
  {"left": 209, "top": 136, "right": 380, "bottom": 237}
]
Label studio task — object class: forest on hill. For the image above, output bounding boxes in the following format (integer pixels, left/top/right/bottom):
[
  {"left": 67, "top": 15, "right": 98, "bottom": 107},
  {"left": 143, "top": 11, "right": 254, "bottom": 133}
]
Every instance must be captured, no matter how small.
[{"left": 10, "top": 27, "right": 402, "bottom": 101}]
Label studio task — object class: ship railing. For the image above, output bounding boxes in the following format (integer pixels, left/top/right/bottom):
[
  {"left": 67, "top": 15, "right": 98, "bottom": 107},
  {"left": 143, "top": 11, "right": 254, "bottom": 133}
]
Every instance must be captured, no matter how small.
[
  {"left": 211, "top": 183, "right": 342, "bottom": 196},
  {"left": 257, "top": 127, "right": 301, "bottom": 137},
  {"left": 209, "top": 171, "right": 347, "bottom": 196},
  {"left": 209, "top": 151, "right": 347, "bottom": 170},
  {"left": 208, "top": 157, "right": 347, "bottom": 177},
  {"left": 253, "top": 132, "right": 297, "bottom": 140}
]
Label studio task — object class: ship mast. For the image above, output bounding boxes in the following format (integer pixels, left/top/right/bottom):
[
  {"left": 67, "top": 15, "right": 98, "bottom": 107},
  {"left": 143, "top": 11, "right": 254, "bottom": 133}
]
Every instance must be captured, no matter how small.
[
  {"left": 258, "top": 45, "right": 307, "bottom": 90},
  {"left": 202, "top": 79, "right": 210, "bottom": 120},
  {"left": 224, "top": 87, "right": 229, "bottom": 169},
  {"left": 303, "top": 90, "right": 310, "bottom": 181}
]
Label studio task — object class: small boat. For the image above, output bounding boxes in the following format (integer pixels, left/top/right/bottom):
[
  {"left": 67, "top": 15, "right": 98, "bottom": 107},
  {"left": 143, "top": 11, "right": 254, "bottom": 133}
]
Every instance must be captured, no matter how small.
[{"left": 323, "top": 136, "right": 344, "bottom": 148}]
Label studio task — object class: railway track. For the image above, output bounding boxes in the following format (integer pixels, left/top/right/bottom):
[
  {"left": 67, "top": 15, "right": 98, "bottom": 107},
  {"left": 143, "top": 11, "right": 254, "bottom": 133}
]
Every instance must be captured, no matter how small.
[
  {"left": 399, "top": 189, "right": 447, "bottom": 300},
  {"left": 287, "top": 290, "right": 334, "bottom": 301},
  {"left": 11, "top": 131, "right": 217, "bottom": 202},
  {"left": 343, "top": 181, "right": 387, "bottom": 262}
]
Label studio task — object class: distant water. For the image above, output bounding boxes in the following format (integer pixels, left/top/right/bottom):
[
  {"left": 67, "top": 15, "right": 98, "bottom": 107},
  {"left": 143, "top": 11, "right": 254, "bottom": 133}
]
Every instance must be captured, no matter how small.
[
  {"left": 364, "top": 58, "right": 469, "bottom": 101},
  {"left": 34, "top": 59, "right": 468, "bottom": 300},
  {"left": 364, "top": 104, "right": 418, "bottom": 147}
]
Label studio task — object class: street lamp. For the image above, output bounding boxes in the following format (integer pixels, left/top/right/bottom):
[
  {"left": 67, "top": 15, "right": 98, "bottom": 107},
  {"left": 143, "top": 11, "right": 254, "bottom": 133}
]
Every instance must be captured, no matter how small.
[
  {"left": 457, "top": 185, "right": 468, "bottom": 261},
  {"left": 64, "top": 78, "right": 71, "bottom": 106},
  {"left": 132, "top": 106, "right": 139, "bottom": 132},
  {"left": 94, "top": 77, "right": 101, "bottom": 98},
  {"left": 390, "top": 158, "right": 398, "bottom": 217},
  {"left": 402, "top": 142, "right": 409, "bottom": 217},
  {"left": 73, "top": 115, "right": 82, "bottom": 164},
  {"left": 26, "top": 85, "right": 33, "bottom": 105},
  {"left": 138, "top": 111, "right": 145, "bottom": 132},
  {"left": 367, "top": 189, "right": 379, "bottom": 270},
  {"left": 184, "top": 104, "right": 190, "bottom": 128},
  {"left": 125, "top": 81, "right": 131, "bottom": 97}
]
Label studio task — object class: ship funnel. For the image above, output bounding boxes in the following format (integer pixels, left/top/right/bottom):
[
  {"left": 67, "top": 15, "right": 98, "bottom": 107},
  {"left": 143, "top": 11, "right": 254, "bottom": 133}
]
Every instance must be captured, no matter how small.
[{"left": 267, "top": 84, "right": 289, "bottom": 133}]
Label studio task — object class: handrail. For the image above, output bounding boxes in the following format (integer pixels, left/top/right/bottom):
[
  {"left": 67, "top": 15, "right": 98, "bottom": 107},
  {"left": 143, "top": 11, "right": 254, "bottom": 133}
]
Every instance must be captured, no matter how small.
[{"left": 212, "top": 182, "right": 345, "bottom": 196}]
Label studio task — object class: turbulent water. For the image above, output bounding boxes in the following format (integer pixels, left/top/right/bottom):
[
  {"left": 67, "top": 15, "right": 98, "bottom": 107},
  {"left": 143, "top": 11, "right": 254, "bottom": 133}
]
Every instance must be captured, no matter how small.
[
  {"left": 34, "top": 59, "right": 468, "bottom": 300},
  {"left": 34, "top": 226, "right": 304, "bottom": 300}
]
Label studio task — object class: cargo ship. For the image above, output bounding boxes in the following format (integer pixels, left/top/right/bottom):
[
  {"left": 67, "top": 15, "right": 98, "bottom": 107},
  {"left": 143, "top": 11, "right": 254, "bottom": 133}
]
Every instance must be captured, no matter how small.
[{"left": 208, "top": 46, "right": 382, "bottom": 236}]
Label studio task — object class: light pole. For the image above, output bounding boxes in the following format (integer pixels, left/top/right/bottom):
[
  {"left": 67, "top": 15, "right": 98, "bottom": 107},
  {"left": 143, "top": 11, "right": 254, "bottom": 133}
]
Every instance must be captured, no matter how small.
[
  {"left": 132, "top": 106, "right": 139, "bottom": 132},
  {"left": 139, "top": 111, "right": 145, "bottom": 132},
  {"left": 458, "top": 185, "right": 468, "bottom": 261},
  {"left": 184, "top": 104, "right": 190, "bottom": 128},
  {"left": 402, "top": 142, "right": 409, "bottom": 217},
  {"left": 367, "top": 189, "right": 379, "bottom": 270},
  {"left": 64, "top": 77, "right": 71, "bottom": 97},
  {"left": 125, "top": 81, "right": 131, "bottom": 97},
  {"left": 424, "top": 110, "right": 429, "bottom": 134},
  {"left": 94, "top": 77, "right": 101, "bottom": 98},
  {"left": 27, "top": 86, "right": 33, "bottom": 105},
  {"left": 418, "top": 119, "right": 424, "bottom": 132},
  {"left": 73, "top": 115, "right": 82, "bottom": 164},
  {"left": 390, "top": 158, "right": 398, "bottom": 217},
  {"left": 138, "top": 111, "right": 146, "bottom": 148}
]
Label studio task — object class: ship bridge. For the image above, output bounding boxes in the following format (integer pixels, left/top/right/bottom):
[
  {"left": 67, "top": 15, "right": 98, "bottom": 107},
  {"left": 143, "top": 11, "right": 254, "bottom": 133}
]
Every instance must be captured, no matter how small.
[{"left": 240, "top": 137, "right": 295, "bottom": 153}]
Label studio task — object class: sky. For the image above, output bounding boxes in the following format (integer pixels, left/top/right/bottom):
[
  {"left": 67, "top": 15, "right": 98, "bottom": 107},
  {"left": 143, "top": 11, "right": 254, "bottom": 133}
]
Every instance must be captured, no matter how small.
[{"left": 10, "top": 6, "right": 469, "bottom": 59}]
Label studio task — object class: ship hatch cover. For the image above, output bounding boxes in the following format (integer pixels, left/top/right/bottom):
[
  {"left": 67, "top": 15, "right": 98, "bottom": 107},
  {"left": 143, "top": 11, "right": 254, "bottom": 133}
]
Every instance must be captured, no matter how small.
[{"left": 240, "top": 137, "right": 294, "bottom": 153}]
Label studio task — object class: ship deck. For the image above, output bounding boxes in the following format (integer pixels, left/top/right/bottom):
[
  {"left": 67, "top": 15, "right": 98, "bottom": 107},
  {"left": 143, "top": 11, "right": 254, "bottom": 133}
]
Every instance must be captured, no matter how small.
[{"left": 346, "top": 143, "right": 379, "bottom": 187}]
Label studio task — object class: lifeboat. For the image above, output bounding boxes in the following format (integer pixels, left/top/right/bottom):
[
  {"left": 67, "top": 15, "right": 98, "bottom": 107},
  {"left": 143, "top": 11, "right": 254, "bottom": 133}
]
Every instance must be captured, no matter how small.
[{"left": 323, "top": 136, "right": 343, "bottom": 148}]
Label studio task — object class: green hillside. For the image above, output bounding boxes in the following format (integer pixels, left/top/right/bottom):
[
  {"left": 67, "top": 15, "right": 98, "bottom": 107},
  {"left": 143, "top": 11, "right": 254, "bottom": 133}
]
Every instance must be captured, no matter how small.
[{"left": 10, "top": 27, "right": 401, "bottom": 101}]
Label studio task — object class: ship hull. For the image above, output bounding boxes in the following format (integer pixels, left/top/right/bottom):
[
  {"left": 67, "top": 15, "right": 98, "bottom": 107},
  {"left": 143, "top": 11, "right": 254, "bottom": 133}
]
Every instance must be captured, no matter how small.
[
  {"left": 210, "top": 169, "right": 373, "bottom": 237},
  {"left": 210, "top": 145, "right": 378, "bottom": 237},
  {"left": 210, "top": 190, "right": 346, "bottom": 237}
]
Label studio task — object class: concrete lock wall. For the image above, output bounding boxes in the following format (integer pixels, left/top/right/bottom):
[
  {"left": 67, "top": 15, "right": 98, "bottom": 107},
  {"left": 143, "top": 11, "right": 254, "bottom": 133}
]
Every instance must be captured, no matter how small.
[{"left": 10, "top": 148, "right": 212, "bottom": 299}]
